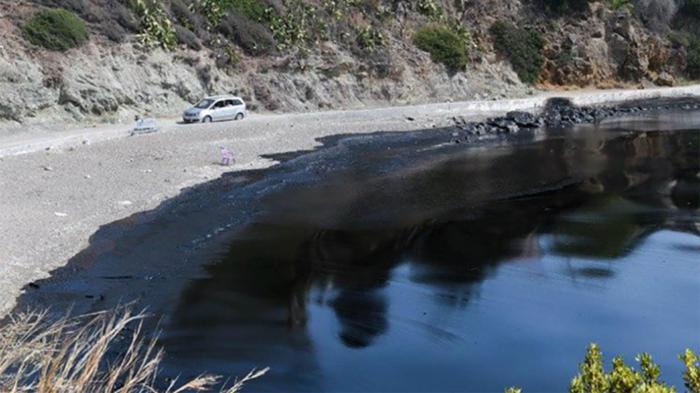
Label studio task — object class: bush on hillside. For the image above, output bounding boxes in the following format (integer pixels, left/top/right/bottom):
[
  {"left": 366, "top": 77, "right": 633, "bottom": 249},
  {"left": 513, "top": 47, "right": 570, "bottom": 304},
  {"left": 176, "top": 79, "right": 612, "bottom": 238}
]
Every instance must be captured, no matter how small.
[
  {"left": 194, "top": 0, "right": 273, "bottom": 25},
  {"left": 680, "top": 0, "right": 700, "bottom": 17},
  {"left": 218, "top": 12, "right": 276, "bottom": 56},
  {"left": 355, "top": 24, "right": 385, "bottom": 52},
  {"left": 634, "top": 0, "right": 679, "bottom": 30},
  {"left": 130, "top": 0, "right": 178, "bottom": 49},
  {"left": 171, "top": 0, "right": 208, "bottom": 36},
  {"left": 413, "top": 25, "right": 469, "bottom": 72},
  {"left": 229, "top": 0, "right": 271, "bottom": 21},
  {"left": 541, "top": 0, "right": 590, "bottom": 13},
  {"left": 687, "top": 36, "right": 700, "bottom": 79},
  {"left": 33, "top": 0, "right": 138, "bottom": 38},
  {"left": 175, "top": 24, "right": 202, "bottom": 50},
  {"left": 101, "top": 19, "right": 128, "bottom": 42},
  {"left": 23, "top": 8, "right": 89, "bottom": 51},
  {"left": 490, "top": 21, "right": 544, "bottom": 84}
]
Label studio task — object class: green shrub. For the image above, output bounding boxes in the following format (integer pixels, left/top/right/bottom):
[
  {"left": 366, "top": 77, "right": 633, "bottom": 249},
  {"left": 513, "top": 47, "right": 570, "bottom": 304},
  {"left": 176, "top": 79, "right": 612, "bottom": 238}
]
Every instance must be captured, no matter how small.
[
  {"left": 130, "top": 0, "right": 178, "bottom": 50},
  {"left": 687, "top": 35, "right": 700, "bottom": 79},
  {"left": 490, "top": 21, "right": 544, "bottom": 84},
  {"left": 22, "top": 8, "right": 88, "bottom": 51},
  {"left": 505, "top": 345, "right": 700, "bottom": 393},
  {"left": 416, "top": 0, "right": 443, "bottom": 18},
  {"left": 219, "top": 12, "right": 276, "bottom": 56},
  {"left": 356, "top": 24, "right": 385, "bottom": 52},
  {"left": 674, "top": 0, "right": 700, "bottom": 35},
  {"left": 229, "top": 0, "right": 270, "bottom": 21},
  {"left": 609, "top": 0, "right": 631, "bottom": 10},
  {"left": 680, "top": 0, "right": 700, "bottom": 19},
  {"left": 171, "top": 0, "right": 207, "bottom": 34},
  {"left": 680, "top": 349, "right": 700, "bottom": 393},
  {"left": 194, "top": 0, "right": 272, "bottom": 25},
  {"left": 542, "top": 0, "right": 590, "bottom": 13},
  {"left": 174, "top": 24, "right": 201, "bottom": 50},
  {"left": 413, "top": 25, "right": 469, "bottom": 71},
  {"left": 268, "top": 0, "right": 318, "bottom": 50}
]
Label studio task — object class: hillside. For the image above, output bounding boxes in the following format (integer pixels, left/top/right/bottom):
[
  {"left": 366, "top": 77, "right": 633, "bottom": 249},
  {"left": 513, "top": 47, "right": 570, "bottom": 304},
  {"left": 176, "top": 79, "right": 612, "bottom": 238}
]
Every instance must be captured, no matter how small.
[{"left": 0, "top": 0, "right": 698, "bottom": 126}]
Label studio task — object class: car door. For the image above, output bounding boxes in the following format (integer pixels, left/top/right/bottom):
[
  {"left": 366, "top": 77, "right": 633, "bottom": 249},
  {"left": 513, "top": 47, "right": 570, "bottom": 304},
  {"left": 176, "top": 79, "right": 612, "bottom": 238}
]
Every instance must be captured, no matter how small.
[
  {"left": 222, "top": 100, "right": 236, "bottom": 120},
  {"left": 231, "top": 99, "right": 244, "bottom": 117},
  {"left": 211, "top": 100, "right": 226, "bottom": 121}
]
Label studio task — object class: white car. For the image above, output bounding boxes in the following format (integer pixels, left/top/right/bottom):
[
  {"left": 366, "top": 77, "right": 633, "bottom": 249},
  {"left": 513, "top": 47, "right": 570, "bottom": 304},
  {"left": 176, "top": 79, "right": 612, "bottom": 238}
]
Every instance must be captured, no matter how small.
[{"left": 182, "top": 95, "right": 247, "bottom": 123}]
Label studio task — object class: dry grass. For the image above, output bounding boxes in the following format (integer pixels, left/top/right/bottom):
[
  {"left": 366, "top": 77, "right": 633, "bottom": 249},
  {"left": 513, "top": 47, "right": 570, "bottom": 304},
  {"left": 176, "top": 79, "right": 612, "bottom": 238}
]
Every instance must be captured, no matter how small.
[{"left": 0, "top": 307, "right": 267, "bottom": 393}]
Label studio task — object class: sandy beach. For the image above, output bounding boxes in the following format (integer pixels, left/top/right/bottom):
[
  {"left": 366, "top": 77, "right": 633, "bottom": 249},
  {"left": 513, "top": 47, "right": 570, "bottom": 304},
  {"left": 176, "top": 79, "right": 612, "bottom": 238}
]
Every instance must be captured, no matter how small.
[{"left": 1, "top": 84, "right": 699, "bottom": 317}]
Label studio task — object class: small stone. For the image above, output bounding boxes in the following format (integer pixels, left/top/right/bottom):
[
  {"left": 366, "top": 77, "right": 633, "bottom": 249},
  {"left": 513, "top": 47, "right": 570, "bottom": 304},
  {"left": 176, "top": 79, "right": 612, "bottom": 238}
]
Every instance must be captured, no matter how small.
[
  {"left": 54, "top": 212, "right": 68, "bottom": 217},
  {"left": 117, "top": 200, "right": 133, "bottom": 206},
  {"left": 42, "top": 165, "right": 53, "bottom": 171}
]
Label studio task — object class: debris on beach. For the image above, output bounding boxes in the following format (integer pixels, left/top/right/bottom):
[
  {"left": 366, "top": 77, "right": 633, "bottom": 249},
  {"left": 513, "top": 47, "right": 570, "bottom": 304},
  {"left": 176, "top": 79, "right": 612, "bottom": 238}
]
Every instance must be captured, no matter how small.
[
  {"left": 131, "top": 116, "right": 159, "bottom": 136},
  {"left": 220, "top": 147, "right": 235, "bottom": 166}
]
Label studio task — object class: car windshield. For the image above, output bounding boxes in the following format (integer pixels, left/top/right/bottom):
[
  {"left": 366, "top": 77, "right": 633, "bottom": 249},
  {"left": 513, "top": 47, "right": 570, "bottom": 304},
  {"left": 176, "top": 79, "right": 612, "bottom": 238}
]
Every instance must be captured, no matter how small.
[{"left": 194, "top": 99, "right": 214, "bottom": 109}]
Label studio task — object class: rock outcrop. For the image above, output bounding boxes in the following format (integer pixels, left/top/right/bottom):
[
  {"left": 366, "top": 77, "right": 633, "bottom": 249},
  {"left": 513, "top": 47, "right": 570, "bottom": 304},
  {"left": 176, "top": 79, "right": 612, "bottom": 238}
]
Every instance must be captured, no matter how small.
[{"left": 541, "top": 3, "right": 685, "bottom": 87}]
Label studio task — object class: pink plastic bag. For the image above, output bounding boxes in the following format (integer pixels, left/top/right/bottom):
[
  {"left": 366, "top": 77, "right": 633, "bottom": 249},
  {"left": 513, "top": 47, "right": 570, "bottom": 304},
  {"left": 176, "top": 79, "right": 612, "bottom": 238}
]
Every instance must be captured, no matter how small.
[{"left": 220, "top": 147, "right": 235, "bottom": 166}]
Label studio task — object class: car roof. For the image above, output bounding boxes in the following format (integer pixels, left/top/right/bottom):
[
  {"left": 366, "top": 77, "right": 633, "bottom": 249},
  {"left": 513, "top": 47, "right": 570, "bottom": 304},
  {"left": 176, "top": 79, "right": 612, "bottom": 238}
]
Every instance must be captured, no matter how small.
[{"left": 205, "top": 95, "right": 244, "bottom": 101}]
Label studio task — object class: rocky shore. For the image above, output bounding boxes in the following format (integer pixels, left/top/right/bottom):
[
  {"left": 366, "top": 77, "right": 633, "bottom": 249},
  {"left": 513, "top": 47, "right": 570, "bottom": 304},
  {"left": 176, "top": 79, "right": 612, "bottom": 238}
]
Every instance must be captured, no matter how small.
[{"left": 450, "top": 96, "right": 700, "bottom": 143}]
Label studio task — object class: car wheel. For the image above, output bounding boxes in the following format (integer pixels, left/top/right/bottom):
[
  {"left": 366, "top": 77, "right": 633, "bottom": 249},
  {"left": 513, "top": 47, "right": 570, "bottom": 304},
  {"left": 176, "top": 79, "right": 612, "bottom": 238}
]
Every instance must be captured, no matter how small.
[
  {"left": 235, "top": 113, "right": 244, "bottom": 120},
  {"left": 203, "top": 116, "right": 212, "bottom": 123}
]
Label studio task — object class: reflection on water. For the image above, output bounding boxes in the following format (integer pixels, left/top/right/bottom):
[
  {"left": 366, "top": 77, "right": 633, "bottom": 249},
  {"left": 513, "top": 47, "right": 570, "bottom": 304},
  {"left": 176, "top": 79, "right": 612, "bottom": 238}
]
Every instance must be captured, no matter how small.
[{"left": 161, "top": 130, "right": 699, "bottom": 392}]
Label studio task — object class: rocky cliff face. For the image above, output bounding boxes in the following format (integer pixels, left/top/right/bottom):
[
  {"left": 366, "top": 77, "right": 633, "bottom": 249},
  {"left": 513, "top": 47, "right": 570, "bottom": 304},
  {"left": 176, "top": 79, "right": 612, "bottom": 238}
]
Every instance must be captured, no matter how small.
[
  {"left": 0, "top": 0, "right": 695, "bottom": 128},
  {"left": 540, "top": 3, "right": 684, "bottom": 87}
]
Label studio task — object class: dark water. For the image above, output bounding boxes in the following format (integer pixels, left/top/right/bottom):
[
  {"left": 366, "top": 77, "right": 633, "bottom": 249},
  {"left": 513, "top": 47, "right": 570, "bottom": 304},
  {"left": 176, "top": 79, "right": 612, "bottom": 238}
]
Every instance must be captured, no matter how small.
[
  {"left": 156, "top": 124, "right": 699, "bottom": 391},
  {"left": 20, "top": 111, "right": 700, "bottom": 392}
]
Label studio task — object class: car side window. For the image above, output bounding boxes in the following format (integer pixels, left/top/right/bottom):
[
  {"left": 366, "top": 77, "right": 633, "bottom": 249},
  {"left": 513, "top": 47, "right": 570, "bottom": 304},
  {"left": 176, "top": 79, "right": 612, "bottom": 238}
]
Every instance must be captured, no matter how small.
[
  {"left": 213, "top": 101, "right": 225, "bottom": 109},
  {"left": 225, "top": 100, "right": 234, "bottom": 107},
  {"left": 232, "top": 99, "right": 243, "bottom": 106}
]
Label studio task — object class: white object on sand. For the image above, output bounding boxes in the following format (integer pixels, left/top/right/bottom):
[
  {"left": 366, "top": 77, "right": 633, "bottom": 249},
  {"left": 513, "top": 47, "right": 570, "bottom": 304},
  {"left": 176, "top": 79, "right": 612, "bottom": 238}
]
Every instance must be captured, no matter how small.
[{"left": 131, "top": 118, "right": 159, "bottom": 135}]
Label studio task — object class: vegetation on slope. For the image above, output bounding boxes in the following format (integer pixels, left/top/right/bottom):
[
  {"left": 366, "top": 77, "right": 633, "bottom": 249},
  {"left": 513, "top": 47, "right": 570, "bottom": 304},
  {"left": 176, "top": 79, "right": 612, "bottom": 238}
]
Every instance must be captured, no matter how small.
[
  {"left": 20, "top": 0, "right": 700, "bottom": 91},
  {"left": 541, "top": 0, "right": 590, "bottom": 14},
  {"left": 490, "top": 21, "right": 545, "bottom": 84},
  {"left": 688, "top": 37, "right": 700, "bottom": 79},
  {"left": 413, "top": 25, "right": 469, "bottom": 71},
  {"left": 22, "top": 8, "right": 89, "bottom": 51},
  {"left": 672, "top": 0, "right": 700, "bottom": 79}
]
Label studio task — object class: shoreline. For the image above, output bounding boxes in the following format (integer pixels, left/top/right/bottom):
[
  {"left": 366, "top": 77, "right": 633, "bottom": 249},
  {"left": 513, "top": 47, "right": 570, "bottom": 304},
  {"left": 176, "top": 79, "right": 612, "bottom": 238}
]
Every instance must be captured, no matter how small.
[{"left": 1, "top": 86, "right": 699, "bottom": 317}]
